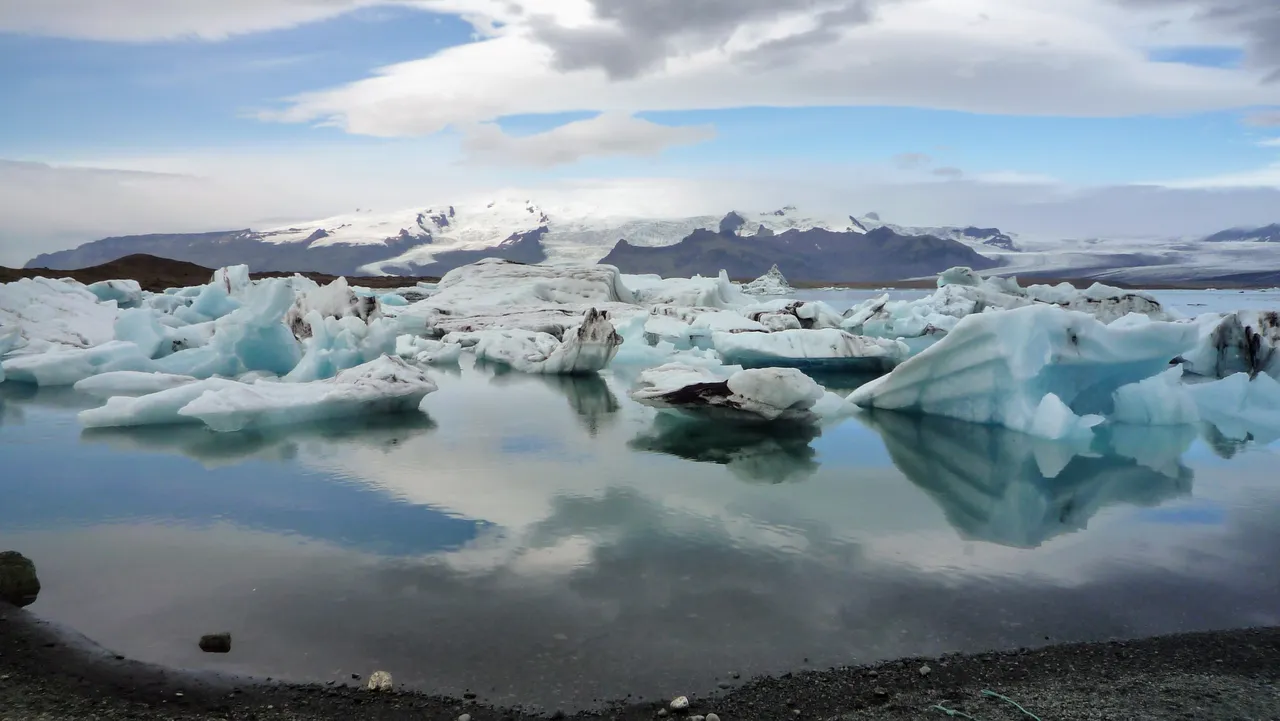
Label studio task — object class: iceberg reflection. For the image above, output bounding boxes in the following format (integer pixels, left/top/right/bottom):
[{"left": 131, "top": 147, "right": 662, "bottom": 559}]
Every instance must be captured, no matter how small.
[
  {"left": 863, "top": 410, "right": 1195, "bottom": 548},
  {"left": 629, "top": 413, "right": 820, "bottom": 483}
]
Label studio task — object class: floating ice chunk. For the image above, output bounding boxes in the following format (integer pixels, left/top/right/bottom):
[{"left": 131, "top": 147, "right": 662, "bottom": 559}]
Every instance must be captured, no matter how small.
[
  {"left": 79, "top": 377, "right": 245, "bottom": 427},
  {"left": 142, "top": 293, "right": 190, "bottom": 314},
  {"left": 623, "top": 270, "right": 745, "bottom": 308},
  {"left": 285, "top": 276, "right": 379, "bottom": 339},
  {"left": 86, "top": 279, "right": 142, "bottom": 308},
  {"left": 740, "top": 265, "right": 795, "bottom": 296},
  {"left": 1026, "top": 393, "right": 1104, "bottom": 441},
  {"left": 688, "top": 311, "right": 768, "bottom": 333},
  {"left": 378, "top": 293, "right": 409, "bottom": 307},
  {"left": 432, "top": 259, "right": 635, "bottom": 307},
  {"left": 176, "top": 356, "right": 437, "bottom": 433},
  {"left": 0, "top": 277, "right": 120, "bottom": 353},
  {"left": 465, "top": 308, "right": 622, "bottom": 374},
  {"left": 153, "top": 277, "right": 301, "bottom": 379},
  {"left": 1185, "top": 372, "right": 1280, "bottom": 442},
  {"left": 713, "top": 328, "right": 909, "bottom": 372},
  {"left": 73, "top": 371, "right": 199, "bottom": 398},
  {"left": 848, "top": 305, "right": 1198, "bottom": 437},
  {"left": 1111, "top": 367, "right": 1199, "bottom": 426},
  {"left": 937, "top": 266, "right": 982, "bottom": 287},
  {"left": 285, "top": 313, "right": 399, "bottom": 383},
  {"left": 1, "top": 340, "right": 154, "bottom": 386},
  {"left": 395, "top": 335, "right": 464, "bottom": 365},
  {"left": 1178, "top": 310, "right": 1280, "bottom": 380},
  {"left": 642, "top": 314, "right": 695, "bottom": 348},
  {"left": 632, "top": 363, "right": 825, "bottom": 423}
]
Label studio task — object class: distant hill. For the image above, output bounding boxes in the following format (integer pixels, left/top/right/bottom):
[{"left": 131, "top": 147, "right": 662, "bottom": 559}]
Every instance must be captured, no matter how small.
[
  {"left": 1202, "top": 223, "right": 1280, "bottom": 243},
  {"left": 599, "top": 223, "right": 1000, "bottom": 283},
  {"left": 4, "top": 253, "right": 437, "bottom": 292}
]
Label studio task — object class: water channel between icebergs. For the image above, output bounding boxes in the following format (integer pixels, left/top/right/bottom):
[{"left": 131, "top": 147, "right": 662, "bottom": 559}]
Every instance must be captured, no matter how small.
[{"left": 2, "top": 288, "right": 1280, "bottom": 711}]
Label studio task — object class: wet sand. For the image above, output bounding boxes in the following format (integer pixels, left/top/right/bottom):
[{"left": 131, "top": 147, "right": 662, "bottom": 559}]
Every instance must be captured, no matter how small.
[{"left": 3, "top": 602, "right": 1278, "bottom": 721}]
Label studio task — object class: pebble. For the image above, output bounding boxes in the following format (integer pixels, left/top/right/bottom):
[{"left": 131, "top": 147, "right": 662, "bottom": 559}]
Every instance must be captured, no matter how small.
[
  {"left": 717, "top": 681, "right": 732, "bottom": 689},
  {"left": 459, "top": 714, "right": 472, "bottom": 721},
  {"left": 919, "top": 665, "right": 932, "bottom": 677},
  {"left": 657, "top": 709, "right": 669, "bottom": 717},
  {"left": 670, "top": 695, "right": 690, "bottom": 710},
  {"left": 873, "top": 687, "right": 888, "bottom": 698},
  {"left": 706, "top": 714, "right": 720, "bottom": 721},
  {"left": 793, "top": 709, "right": 802, "bottom": 717}
]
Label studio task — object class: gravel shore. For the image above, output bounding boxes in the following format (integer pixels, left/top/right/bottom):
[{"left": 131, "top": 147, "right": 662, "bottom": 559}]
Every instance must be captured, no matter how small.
[{"left": 2, "top": 604, "right": 1278, "bottom": 721}]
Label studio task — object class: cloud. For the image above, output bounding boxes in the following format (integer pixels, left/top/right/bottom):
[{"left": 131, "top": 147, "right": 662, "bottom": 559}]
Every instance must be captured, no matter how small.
[
  {"left": 1109, "top": 0, "right": 1280, "bottom": 80},
  {"left": 461, "top": 113, "right": 716, "bottom": 166},
  {"left": 932, "top": 166, "right": 966, "bottom": 179},
  {"left": 265, "top": 0, "right": 1280, "bottom": 139},
  {"left": 892, "top": 152, "right": 932, "bottom": 170},
  {"left": 1246, "top": 110, "right": 1280, "bottom": 126},
  {"left": 1259, "top": 137, "right": 1280, "bottom": 147},
  {"left": 530, "top": 0, "right": 884, "bottom": 80}
]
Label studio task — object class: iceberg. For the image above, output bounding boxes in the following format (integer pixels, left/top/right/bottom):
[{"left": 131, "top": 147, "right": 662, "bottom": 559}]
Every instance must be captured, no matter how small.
[
  {"left": 284, "top": 276, "right": 380, "bottom": 340},
  {"left": 848, "top": 304, "right": 1198, "bottom": 439},
  {"left": 394, "top": 335, "right": 464, "bottom": 365},
  {"left": 712, "top": 328, "right": 908, "bottom": 372},
  {"left": 1111, "top": 367, "right": 1200, "bottom": 426},
  {"left": 743, "top": 298, "right": 844, "bottom": 331},
  {"left": 622, "top": 271, "right": 746, "bottom": 308},
  {"left": 81, "top": 356, "right": 436, "bottom": 431},
  {"left": 86, "top": 279, "right": 142, "bottom": 309},
  {"left": 843, "top": 268, "right": 1172, "bottom": 356},
  {"left": 79, "top": 377, "right": 245, "bottom": 428},
  {"left": 0, "top": 277, "right": 120, "bottom": 354},
  {"left": 1, "top": 340, "right": 154, "bottom": 387},
  {"left": 631, "top": 362, "right": 826, "bottom": 423},
  {"left": 455, "top": 308, "right": 622, "bottom": 374},
  {"left": 1177, "top": 310, "right": 1280, "bottom": 380},
  {"left": 739, "top": 264, "right": 795, "bottom": 296},
  {"left": 177, "top": 356, "right": 437, "bottom": 432},
  {"left": 1185, "top": 372, "right": 1280, "bottom": 442},
  {"left": 73, "top": 371, "right": 199, "bottom": 398}
]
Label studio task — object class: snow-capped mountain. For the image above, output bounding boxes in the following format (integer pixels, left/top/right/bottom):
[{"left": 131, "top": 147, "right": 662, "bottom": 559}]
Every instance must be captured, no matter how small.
[{"left": 855, "top": 213, "right": 1019, "bottom": 252}]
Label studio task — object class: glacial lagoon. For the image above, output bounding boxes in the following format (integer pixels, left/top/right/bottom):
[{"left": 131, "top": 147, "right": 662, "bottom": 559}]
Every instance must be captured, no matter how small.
[{"left": 3, "top": 289, "right": 1280, "bottom": 711}]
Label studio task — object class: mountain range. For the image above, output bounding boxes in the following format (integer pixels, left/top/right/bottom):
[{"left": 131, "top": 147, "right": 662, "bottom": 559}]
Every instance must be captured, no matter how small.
[{"left": 20, "top": 199, "right": 1280, "bottom": 285}]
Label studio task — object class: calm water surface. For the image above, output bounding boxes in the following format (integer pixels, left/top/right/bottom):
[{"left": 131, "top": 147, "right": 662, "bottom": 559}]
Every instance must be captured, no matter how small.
[{"left": 2, "top": 290, "right": 1280, "bottom": 710}]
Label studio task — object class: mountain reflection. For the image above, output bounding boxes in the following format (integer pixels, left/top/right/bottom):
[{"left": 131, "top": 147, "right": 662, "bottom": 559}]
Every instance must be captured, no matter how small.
[
  {"left": 629, "top": 413, "right": 821, "bottom": 484},
  {"left": 862, "top": 410, "right": 1195, "bottom": 548}
]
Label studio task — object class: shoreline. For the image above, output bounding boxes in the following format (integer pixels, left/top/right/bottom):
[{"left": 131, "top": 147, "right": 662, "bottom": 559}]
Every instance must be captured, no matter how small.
[{"left": 3, "top": 604, "right": 1278, "bottom": 720}]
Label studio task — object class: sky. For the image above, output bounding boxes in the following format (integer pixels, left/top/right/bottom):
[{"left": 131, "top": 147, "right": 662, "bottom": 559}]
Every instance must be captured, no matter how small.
[{"left": 2, "top": 0, "right": 1280, "bottom": 264}]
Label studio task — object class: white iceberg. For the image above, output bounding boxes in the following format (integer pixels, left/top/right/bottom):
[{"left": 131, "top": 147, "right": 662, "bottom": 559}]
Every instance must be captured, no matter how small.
[
  {"left": 1111, "top": 367, "right": 1200, "bottom": 426},
  {"left": 843, "top": 268, "right": 1172, "bottom": 357},
  {"left": 848, "top": 304, "right": 1198, "bottom": 439},
  {"left": 631, "top": 363, "right": 826, "bottom": 423},
  {"left": 712, "top": 328, "right": 909, "bottom": 372},
  {"left": 1185, "top": 372, "right": 1280, "bottom": 442},
  {"left": 739, "top": 265, "right": 795, "bottom": 296},
  {"left": 458, "top": 308, "right": 622, "bottom": 374},
  {"left": 80, "top": 377, "right": 245, "bottom": 428},
  {"left": 81, "top": 356, "right": 436, "bottom": 431},
  {"left": 394, "top": 335, "right": 464, "bottom": 365},
  {"left": 623, "top": 271, "right": 746, "bottom": 308},
  {"left": 86, "top": 279, "right": 143, "bottom": 309},
  {"left": 0, "top": 277, "right": 121, "bottom": 354},
  {"left": 1, "top": 340, "right": 154, "bottom": 387},
  {"left": 1177, "top": 310, "right": 1280, "bottom": 380},
  {"left": 73, "top": 371, "right": 199, "bottom": 399},
  {"left": 177, "top": 356, "right": 437, "bottom": 432}
]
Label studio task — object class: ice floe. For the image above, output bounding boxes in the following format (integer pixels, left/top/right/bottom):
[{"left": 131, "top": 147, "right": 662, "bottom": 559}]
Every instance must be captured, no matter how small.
[
  {"left": 631, "top": 363, "right": 826, "bottom": 423},
  {"left": 73, "top": 371, "right": 199, "bottom": 398},
  {"left": 450, "top": 308, "right": 622, "bottom": 374},
  {"left": 81, "top": 356, "right": 435, "bottom": 431},
  {"left": 713, "top": 328, "right": 908, "bottom": 372}
]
